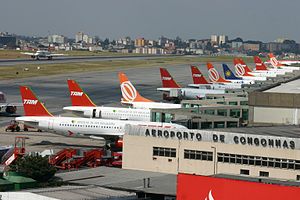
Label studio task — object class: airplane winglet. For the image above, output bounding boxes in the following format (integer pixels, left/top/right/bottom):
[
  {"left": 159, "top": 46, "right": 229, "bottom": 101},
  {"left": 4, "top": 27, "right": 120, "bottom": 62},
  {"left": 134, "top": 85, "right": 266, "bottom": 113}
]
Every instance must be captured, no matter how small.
[
  {"left": 67, "top": 80, "right": 96, "bottom": 107},
  {"left": 20, "top": 86, "right": 53, "bottom": 117}
]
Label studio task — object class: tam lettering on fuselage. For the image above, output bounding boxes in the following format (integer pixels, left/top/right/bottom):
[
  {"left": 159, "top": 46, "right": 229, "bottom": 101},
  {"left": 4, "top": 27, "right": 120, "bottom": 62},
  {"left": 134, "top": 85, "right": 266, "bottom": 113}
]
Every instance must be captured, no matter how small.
[
  {"left": 23, "top": 99, "right": 38, "bottom": 105},
  {"left": 70, "top": 91, "right": 83, "bottom": 96}
]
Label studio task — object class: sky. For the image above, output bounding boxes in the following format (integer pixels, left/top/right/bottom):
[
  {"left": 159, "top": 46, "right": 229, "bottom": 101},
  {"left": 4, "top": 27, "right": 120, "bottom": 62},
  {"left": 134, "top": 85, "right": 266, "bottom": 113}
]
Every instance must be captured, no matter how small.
[{"left": 1, "top": 0, "right": 300, "bottom": 42}]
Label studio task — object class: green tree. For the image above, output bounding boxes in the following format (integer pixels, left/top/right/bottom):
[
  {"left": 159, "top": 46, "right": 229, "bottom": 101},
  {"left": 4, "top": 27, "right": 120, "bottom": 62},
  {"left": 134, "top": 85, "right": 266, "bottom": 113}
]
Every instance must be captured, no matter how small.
[{"left": 10, "top": 155, "right": 56, "bottom": 182}]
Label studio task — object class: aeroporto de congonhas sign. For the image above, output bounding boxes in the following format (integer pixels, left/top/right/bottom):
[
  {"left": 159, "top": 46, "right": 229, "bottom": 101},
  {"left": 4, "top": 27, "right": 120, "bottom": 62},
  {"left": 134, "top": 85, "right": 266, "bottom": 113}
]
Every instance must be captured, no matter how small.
[{"left": 125, "top": 125, "right": 299, "bottom": 150}]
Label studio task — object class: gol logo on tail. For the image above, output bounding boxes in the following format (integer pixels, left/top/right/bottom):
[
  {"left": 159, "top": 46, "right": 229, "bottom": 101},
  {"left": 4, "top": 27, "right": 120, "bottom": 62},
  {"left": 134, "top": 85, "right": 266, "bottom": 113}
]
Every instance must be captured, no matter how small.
[
  {"left": 235, "top": 63, "right": 245, "bottom": 76},
  {"left": 120, "top": 81, "right": 137, "bottom": 102},
  {"left": 23, "top": 99, "right": 38, "bottom": 105}
]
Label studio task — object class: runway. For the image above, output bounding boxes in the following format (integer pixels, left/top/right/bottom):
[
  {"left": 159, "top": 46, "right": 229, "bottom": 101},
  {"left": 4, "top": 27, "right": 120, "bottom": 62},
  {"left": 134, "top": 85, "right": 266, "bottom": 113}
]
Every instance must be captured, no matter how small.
[{"left": 0, "top": 55, "right": 177, "bottom": 66}]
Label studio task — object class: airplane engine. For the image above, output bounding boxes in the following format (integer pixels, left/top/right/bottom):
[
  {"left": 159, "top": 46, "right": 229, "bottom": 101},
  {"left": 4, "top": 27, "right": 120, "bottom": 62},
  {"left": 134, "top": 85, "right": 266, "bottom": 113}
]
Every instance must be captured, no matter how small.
[{"left": 5, "top": 106, "right": 17, "bottom": 114}]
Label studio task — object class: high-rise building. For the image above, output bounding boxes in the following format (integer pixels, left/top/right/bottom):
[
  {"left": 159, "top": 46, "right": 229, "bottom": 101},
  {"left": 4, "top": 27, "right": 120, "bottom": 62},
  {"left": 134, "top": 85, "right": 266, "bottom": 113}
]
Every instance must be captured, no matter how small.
[
  {"left": 219, "top": 35, "right": 228, "bottom": 45},
  {"left": 48, "top": 34, "right": 66, "bottom": 44},
  {"left": 135, "top": 38, "right": 146, "bottom": 47},
  {"left": 210, "top": 35, "right": 218, "bottom": 45},
  {"left": 75, "top": 32, "right": 84, "bottom": 43}
]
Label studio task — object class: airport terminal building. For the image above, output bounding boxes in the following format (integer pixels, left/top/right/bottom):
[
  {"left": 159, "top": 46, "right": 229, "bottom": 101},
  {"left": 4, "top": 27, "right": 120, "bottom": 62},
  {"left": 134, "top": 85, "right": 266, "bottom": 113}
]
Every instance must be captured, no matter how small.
[{"left": 123, "top": 125, "right": 300, "bottom": 181}]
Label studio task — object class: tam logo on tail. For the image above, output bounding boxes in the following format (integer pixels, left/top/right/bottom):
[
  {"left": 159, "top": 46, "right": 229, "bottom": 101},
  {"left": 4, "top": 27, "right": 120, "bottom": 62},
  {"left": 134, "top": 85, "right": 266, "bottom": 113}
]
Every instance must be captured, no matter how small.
[
  {"left": 162, "top": 77, "right": 172, "bottom": 81},
  {"left": 67, "top": 80, "right": 96, "bottom": 107},
  {"left": 190, "top": 66, "right": 209, "bottom": 84},
  {"left": 159, "top": 68, "right": 181, "bottom": 88},
  {"left": 70, "top": 91, "right": 83, "bottom": 96},
  {"left": 23, "top": 99, "right": 38, "bottom": 105},
  {"left": 20, "top": 86, "right": 53, "bottom": 117}
]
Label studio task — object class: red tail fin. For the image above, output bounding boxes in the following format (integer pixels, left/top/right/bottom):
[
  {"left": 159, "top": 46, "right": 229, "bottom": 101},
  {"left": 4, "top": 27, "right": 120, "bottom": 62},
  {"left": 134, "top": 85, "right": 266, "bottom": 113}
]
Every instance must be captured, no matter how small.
[
  {"left": 67, "top": 80, "right": 96, "bottom": 107},
  {"left": 268, "top": 53, "right": 283, "bottom": 67},
  {"left": 191, "top": 66, "right": 209, "bottom": 84},
  {"left": 254, "top": 56, "right": 268, "bottom": 70},
  {"left": 206, "top": 63, "right": 230, "bottom": 83},
  {"left": 118, "top": 72, "right": 153, "bottom": 103},
  {"left": 159, "top": 68, "right": 181, "bottom": 88},
  {"left": 20, "top": 86, "right": 53, "bottom": 116},
  {"left": 233, "top": 58, "right": 253, "bottom": 76}
]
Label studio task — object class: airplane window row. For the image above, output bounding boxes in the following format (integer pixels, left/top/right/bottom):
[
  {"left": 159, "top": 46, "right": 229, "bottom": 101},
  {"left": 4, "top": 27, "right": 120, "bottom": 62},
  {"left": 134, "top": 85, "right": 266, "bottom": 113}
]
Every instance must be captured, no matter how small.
[
  {"left": 103, "top": 112, "right": 149, "bottom": 117},
  {"left": 59, "top": 123, "right": 122, "bottom": 129}
]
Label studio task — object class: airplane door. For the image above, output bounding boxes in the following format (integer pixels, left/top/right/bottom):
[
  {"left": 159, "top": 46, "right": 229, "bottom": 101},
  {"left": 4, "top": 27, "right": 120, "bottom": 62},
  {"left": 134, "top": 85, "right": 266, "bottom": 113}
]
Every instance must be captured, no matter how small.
[
  {"left": 99, "top": 111, "right": 101, "bottom": 118},
  {"left": 48, "top": 119, "right": 54, "bottom": 130},
  {"left": 93, "top": 109, "right": 96, "bottom": 118}
]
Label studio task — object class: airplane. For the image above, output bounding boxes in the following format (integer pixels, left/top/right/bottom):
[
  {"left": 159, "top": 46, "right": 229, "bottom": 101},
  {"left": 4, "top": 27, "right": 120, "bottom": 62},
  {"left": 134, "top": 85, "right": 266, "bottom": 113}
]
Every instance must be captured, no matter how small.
[
  {"left": 267, "top": 53, "right": 300, "bottom": 71},
  {"left": 0, "top": 92, "right": 21, "bottom": 114},
  {"left": 235, "top": 58, "right": 277, "bottom": 78},
  {"left": 157, "top": 68, "right": 225, "bottom": 100},
  {"left": 206, "top": 63, "right": 242, "bottom": 88},
  {"left": 63, "top": 80, "right": 151, "bottom": 121},
  {"left": 233, "top": 58, "right": 267, "bottom": 81},
  {"left": 21, "top": 50, "right": 64, "bottom": 60},
  {"left": 268, "top": 53, "right": 300, "bottom": 66},
  {"left": 119, "top": 72, "right": 181, "bottom": 109},
  {"left": 15, "top": 86, "right": 186, "bottom": 142},
  {"left": 222, "top": 64, "right": 255, "bottom": 84},
  {"left": 254, "top": 56, "right": 291, "bottom": 75}
]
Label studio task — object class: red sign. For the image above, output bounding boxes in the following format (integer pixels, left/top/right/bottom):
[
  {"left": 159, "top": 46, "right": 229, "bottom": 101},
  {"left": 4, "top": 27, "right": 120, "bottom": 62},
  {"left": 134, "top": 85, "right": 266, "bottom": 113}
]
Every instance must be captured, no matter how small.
[{"left": 177, "top": 173, "right": 300, "bottom": 200}]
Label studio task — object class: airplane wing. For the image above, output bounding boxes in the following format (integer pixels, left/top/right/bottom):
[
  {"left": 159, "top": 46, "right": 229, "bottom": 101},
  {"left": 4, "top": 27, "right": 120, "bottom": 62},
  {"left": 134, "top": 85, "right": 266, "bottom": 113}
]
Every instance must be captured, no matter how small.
[
  {"left": 49, "top": 53, "right": 65, "bottom": 57},
  {"left": 21, "top": 52, "right": 35, "bottom": 56},
  {"left": 0, "top": 103, "right": 22, "bottom": 108},
  {"left": 157, "top": 88, "right": 171, "bottom": 92}
]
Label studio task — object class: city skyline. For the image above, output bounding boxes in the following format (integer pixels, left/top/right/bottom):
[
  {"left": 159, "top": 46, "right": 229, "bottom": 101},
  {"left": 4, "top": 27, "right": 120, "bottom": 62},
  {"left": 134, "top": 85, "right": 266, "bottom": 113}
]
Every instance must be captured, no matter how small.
[{"left": 1, "top": 0, "right": 300, "bottom": 42}]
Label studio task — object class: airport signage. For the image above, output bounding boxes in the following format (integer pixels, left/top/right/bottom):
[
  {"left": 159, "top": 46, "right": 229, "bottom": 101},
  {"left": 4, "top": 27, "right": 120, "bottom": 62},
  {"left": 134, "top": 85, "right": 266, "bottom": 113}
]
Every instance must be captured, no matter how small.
[{"left": 125, "top": 125, "right": 298, "bottom": 150}]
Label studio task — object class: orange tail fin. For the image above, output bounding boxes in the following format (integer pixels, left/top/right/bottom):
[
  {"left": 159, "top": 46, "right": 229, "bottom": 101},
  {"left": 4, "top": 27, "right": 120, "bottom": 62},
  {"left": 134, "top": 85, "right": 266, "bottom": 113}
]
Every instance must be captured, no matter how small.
[
  {"left": 191, "top": 66, "right": 209, "bottom": 84},
  {"left": 20, "top": 86, "right": 53, "bottom": 116},
  {"left": 254, "top": 56, "right": 268, "bottom": 71},
  {"left": 67, "top": 80, "right": 96, "bottom": 107},
  {"left": 159, "top": 68, "right": 181, "bottom": 88},
  {"left": 268, "top": 53, "right": 283, "bottom": 67},
  {"left": 233, "top": 58, "right": 253, "bottom": 76},
  {"left": 206, "top": 63, "right": 230, "bottom": 83},
  {"left": 118, "top": 72, "right": 153, "bottom": 103}
]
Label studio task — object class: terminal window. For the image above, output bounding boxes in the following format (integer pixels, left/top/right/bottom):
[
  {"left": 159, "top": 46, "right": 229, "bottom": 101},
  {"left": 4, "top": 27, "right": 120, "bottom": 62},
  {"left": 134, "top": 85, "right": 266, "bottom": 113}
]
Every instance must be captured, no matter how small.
[
  {"left": 184, "top": 149, "right": 213, "bottom": 161},
  {"left": 217, "top": 153, "right": 300, "bottom": 171},
  {"left": 259, "top": 171, "right": 269, "bottom": 177},
  {"left": 153, "top": 147, "right": 176, "bottom": 158},
  {"left": 240, "top": 169, "right": 250, "bottom": 175}
]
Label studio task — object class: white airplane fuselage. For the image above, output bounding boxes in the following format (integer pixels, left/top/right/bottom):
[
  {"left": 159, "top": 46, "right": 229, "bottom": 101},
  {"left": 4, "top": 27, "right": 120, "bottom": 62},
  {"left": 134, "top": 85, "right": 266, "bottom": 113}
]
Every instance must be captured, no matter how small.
[
  {"left": 121, "top": 101, "right": 181, "bottom": 109},
  {"left": 63, "top": 106, "right": 151, "bottom": 121},
  {"left": 188, "top": 83, "right": 242, "bottom": 89},
  {"left": 16, "top": 116, "right": 185, "bottom": 139},
  {"left": 157, "top": 87, "right": 225, "bottom": 99},
  {"left": 239, "top": 76, "right": 267, "bottom": 81}
]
